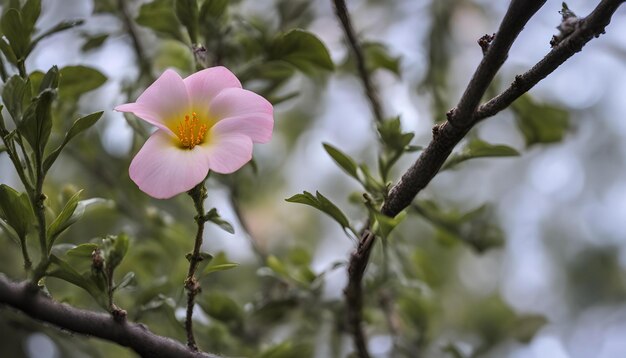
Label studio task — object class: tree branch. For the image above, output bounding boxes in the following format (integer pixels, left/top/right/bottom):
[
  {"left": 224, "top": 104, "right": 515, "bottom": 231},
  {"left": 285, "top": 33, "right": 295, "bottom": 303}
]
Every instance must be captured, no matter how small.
[
  {"left": 383, "top": 0, "right": 624, "bottom": 217},
  {"left": 0, "top": 275, "right": 218, "bottom": 358},
  {"left": 332, "top": 0, "right": 385, "bottom": 123},
  {"left": 343, "top": 0, "right": 625, "bottom": 356}
]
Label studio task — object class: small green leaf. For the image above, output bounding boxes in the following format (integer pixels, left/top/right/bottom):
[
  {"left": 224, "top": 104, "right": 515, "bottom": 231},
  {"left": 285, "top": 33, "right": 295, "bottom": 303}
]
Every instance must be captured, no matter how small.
[
  {"left": 0, "top": 184, "right": 32, "bottom": 240},
  {"left": 66, "top": 243, "right": 99, "bottom": 257},
  {"left": 0, "top": 217, "right": 21, "bottom": 245},
  {"left": 19, "top": 89, "right": 55, "bottom": 156},
  {"left": 21, "top": 0, "right": 41, "bottom": 36},
  {"left": 442, "top": 138, "right": 519, "bottom": 170},
  {"left": 43, "top": 111, "right": 103, "bottom": 172},
  {"left": 0, "top": 38, "right": 17, "bottom": 65},
  {"left": 175, "top": 0, "right": 198, "bottom": 43},
  {"left": 48, "top": 254, "right": 107, "bottom": 308},
  {"left": 203, "top": 252, "right": 238, "bottom": 275},
  {"left": 266, "top": 255, "right": 289, "bottom": 277},
  {"left": 80, "top": 33, "right": 108, "bottom": 52},
  {"left": 285, "top": 191, "right": 351, "bottom": 231},
  {"left": 199, "top": 0, "right": 228, "bottom": 21},
  {"left": 59, "top": 66, "right": 106, "bottom": 99},
  {"left": 512, "top": 94, "right": 569, "bottom": 147},
  {"left": 38, "top": 65, "right": 59, "bottom": 92},
  {"left": 204, "top": 208, "right": 234, "bottom": 234},
  {"left": 2, "top": 75, "right": 32, "bottom": 124},
  {"left": 136, "top": 0, "right": 184, "bottom": 41},
  {"left": 377, "top": 117, "right": 414, "bottom": 151},
  {"left": 1, "top": 9, "right": 29, "bottom": 59},
  {"left": 373, "top": 210, "right": 406, "bottom": 239},
  {"left": 323, "top": 143, "right": 359, "bottom": 179},
  {"left": 106, "top": 233, "right": 129, "bottom": 270},
  {"left": 198, "top": 292, "right": 243, "bottom": 323},
  {"left": 270, "top": 29, "right": 334, "bottom": 74},
  {"left": 114, "top": 271, "right": 136, "bottom": 291},
  {"left": 47, "top": 189, "right": 83, "bottom": 245},
  {"left": 343, "top": 42, "right": 401, "bottom": 76}
]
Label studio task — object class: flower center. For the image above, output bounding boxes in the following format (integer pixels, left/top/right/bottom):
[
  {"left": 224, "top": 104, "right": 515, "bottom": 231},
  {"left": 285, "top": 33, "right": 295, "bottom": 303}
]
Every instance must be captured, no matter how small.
[{"left": 176, "top": 112, "right": 208, "bottom": 149}]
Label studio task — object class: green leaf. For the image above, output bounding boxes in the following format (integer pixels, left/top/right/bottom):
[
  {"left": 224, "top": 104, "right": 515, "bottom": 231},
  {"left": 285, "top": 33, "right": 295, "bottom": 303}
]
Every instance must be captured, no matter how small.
[
  {"left": 343, "top": 42, "right": 401, "bottom": 76},
  {"left": 48, "top": 254, "right": 107, "bottom": 308},
  {"left": 2, "top": 75, "right": 32, "bottom": 123},
  {"left": 270, "top": 29, "right": 334, "bottom": 74},
  {"left": 323, "top": 143, "right": 359, "bottom": 179},
  {"left": 1, "top": 9, "right": 29, "bottom": 59},
  {"left": 39, "top": 65, "right": 59, "bottom": 92},
  {"left": 0, "top": 184, "right": 33, "bottom": 240},
  {"left": 114, "top": 271, "right": 136, "bottom": 291},
  {"left": 442, "top": 138, "right": 519, "bottom": 170},
  {"left": 136, "top": 0, "right": 184, "bottom": 41},
  {"left": 28, "top": 20, "right": 84, "bottom": 55},
  {"left": 373, "top": 210, "right": 406, "bottom": 240},
  {"left": 377, "top": 117, "right": 414, "bottom": 151},
  {"left": 512, "top": 94, "right": 569, "bottom": 147},
  {"left": 203, "top": 252, "right": 238, "bottom": 275},
  {"left": 0, "top": 217, "right": 21, "bottom": 245},
  {"left": 81, "top": 33, "right": 108, "bottom": 52},
  {"left": 21, "top": 0, "right": 41, "bottom": 36},
  {"left": 66, "top": 243, "right": 99, "bottom": 258},
  {"left": 175, "top": 0, "right": 198, "bottom": 43},
  {"left": 285, "top": 191, "right": 352, "bottom": 233},
  {"left": 59, "top": 66, "right": 106, "bottom": 99},
  {"left": 47, "top": 190, "right": 83, "bottom": 246},
  {"left": 266, "top": 255, "right": 289, "bottom": 277},
  {"left": 199, "top": 0, "right": 228, "bottom": 21},
  {"left": 198, "top": 292, "right": 243, "bottom": 323},
  {"left": 104, "top": 233, "right": 129, "bottom": 270},
  {"left": 0, "top": 38, "right": 17, "bottom": 64},
  {"left": 204, "top": 208, "right": 234, "bottom": 234},
  {"left": 19, "top": 89, "right": 54, "bottom": 156},
  {"left": 43, "top": 111, "right": 103, "bottom": 172}
]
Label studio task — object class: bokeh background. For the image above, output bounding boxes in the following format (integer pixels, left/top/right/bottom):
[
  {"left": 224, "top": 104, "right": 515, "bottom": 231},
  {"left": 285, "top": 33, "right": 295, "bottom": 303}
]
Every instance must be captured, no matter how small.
[{"left": 1, "top": 0, "right": 626, "bottom": 357}]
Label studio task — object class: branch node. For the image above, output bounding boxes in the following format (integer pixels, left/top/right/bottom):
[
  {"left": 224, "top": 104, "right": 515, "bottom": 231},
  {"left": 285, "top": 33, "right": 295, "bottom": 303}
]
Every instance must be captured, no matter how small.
[
  {"left": 551, "top": 2, "right": 581, "bottom": 47},
  {"left": 478, "top": 33, "right": 496, "bottom": 55}
]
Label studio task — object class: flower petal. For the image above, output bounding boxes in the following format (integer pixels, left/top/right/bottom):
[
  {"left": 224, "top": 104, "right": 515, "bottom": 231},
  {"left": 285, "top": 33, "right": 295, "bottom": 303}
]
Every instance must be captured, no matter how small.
[
  {"left": 211, "top": 113, "right": 274, "bottom": 143},
  {"left": 204, "top": 131, "right": 253, "bottom": 174},
  {"left": 114, "top": 102, "right": 172, "bottom": 134},
  {"left": 119, "top": 69, "right": 189, "bottom": 129},
  {"left": 209, "top": 88, "right": 273, "bottom": 120},
  {"left": 129, "top": 130, "right": 209, "bottom": 199},
  {"left": 184, "top": 66, "right": 242, "bottom": 115}
]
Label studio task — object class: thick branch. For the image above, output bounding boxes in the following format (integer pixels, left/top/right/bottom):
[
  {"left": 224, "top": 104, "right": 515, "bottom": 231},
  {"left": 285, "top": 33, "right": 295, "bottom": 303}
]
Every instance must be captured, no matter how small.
[
  {"left": 383, "top": 0, "right": 624, "bottom": 217},
  {"left": 332, "top": 0, "right": 385, "bottom": 123},
  {"left": 0, "top": 275, "right": 217, "bottom": 358}
]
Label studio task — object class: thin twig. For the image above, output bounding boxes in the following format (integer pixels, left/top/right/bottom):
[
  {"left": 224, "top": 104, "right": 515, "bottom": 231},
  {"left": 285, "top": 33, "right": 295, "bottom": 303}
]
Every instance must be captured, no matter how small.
[
  {"left": 332, "top": 0, "right": 384, "bottom": 123},
  {"left": 117, "top": 0, "right": 152, "bottom": 81},
  {"left": 0, "top": 274, "right": 218, "bottom": 357},
  {"left": 184, "top": 182, "right": 208, "bottom": 350}
]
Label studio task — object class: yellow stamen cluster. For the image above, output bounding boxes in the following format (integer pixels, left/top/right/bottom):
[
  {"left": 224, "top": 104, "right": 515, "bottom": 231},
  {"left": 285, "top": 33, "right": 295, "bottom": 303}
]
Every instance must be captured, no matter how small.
[{"left": 176, "top": 112, "right": 207, "bottom": 149}]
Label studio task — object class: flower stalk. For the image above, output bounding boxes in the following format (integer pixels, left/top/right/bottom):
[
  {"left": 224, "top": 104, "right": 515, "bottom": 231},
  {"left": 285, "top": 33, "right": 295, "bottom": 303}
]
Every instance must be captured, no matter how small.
[{"left": 184, "top": 181, "right": 209, "bottom": 350}]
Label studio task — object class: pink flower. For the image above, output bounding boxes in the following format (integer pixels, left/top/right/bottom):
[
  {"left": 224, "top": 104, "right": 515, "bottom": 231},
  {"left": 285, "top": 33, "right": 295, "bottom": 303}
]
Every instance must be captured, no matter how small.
[{"left": 115, "top": 67, "right": 273, "bottom": 199}]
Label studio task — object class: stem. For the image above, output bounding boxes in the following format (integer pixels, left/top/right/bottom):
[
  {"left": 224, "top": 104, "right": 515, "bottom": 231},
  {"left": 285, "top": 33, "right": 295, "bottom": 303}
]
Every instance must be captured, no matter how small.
[
  {"left": 332, "top": 0, "right": 384, "bottom": 124},
  {"left": 117, "top": 0, "right": 152, "bottom": 82},
  {"left": 185, "top": 182, "right": 208, "bottom": 351},
  {"left": 20, "top": 236, "right": 32, "bottom": 271}
]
